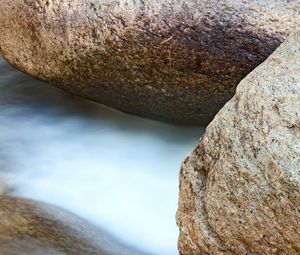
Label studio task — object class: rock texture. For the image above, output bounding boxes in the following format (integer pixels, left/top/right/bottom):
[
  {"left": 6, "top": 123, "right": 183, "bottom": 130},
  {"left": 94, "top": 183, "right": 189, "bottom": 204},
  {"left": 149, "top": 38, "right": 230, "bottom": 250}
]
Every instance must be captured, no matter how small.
[
  {"left": 177, "top": 31, "right": 300, "bottom": 254},
  {"left": 0, "top": 0, "right": 299, "bottom": 124},
  {"left": 0, "top": 196, "right": 145, "bottom": 255}
]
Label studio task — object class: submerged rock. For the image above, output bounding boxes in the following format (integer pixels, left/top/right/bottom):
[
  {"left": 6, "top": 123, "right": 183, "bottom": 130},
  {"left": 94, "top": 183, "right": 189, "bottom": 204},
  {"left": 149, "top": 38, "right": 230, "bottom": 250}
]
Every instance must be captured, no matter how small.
[
  {"left": 0, "top": 196, "right": 145, "bottom": 255},
  {"left": 177, "top": 31, "right": 300, "bottom": 254},
  {"left": 0, "top": 0, "right": 299, "bottom": 124}
]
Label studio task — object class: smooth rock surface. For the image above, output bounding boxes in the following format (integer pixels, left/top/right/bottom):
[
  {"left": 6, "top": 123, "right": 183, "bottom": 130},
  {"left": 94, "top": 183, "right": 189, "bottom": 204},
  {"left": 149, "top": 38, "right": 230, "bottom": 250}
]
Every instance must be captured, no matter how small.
[
  {"left": 177, "top": 31, "right": 300, "bottom": 254},
  {"left": 0, "top": 0, "right": 299, "bottom": 124},
  {"left": 0, "top": 196, "right": 146, "bottom": 255}
]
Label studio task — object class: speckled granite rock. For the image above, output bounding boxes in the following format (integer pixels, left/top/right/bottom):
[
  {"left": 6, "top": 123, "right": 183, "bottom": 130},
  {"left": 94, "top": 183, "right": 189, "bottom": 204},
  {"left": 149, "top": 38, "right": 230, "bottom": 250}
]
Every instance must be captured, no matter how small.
[
  {"left": 177, "top": 31, "right": 300, "bottom": 254},
  {"left": 0, "top": 1, "right": 299, "bottom": 124}
]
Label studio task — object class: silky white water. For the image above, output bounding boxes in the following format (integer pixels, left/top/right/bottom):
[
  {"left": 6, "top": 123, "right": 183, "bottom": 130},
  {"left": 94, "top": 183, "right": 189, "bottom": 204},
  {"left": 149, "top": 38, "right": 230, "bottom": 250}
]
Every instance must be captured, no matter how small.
[{"left": 0, "top": 59, "right": 204, "bottom": 255}]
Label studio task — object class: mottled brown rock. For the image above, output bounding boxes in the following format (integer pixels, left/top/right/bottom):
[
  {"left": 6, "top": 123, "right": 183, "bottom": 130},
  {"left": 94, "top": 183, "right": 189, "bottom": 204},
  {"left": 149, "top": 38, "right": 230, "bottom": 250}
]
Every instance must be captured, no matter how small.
[
  {"left": 0, "top": 0, "right": 299, "bottom": 124},
  {"left": 177, "top": 31, "right": 300, "bottom": 254},
  {"left": 0, "top": 196, "right": 145, "bottom": 255}
]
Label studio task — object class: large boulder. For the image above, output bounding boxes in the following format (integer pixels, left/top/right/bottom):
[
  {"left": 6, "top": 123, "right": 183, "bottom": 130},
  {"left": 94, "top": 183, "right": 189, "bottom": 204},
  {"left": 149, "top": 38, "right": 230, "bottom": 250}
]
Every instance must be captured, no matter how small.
[
  {"left": 177, "top": 31, "right": 300, "bottom": 254},
  {"left": 0, "top": 196, "right": 144, "bottom": 255},
  {"left": 0, "top": 1, "right": 299, "bottom": 124}
]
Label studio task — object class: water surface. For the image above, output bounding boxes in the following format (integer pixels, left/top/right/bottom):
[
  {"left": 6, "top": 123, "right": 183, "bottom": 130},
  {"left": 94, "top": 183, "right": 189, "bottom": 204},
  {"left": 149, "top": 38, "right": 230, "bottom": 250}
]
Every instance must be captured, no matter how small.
[{"left": 0, "top": 59, "right": 204, "bottom": 255}]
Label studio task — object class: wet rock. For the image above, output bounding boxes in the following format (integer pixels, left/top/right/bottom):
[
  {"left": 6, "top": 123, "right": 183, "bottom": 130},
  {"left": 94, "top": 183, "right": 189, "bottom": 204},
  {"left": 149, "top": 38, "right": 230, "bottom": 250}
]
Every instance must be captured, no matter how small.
[
  {"left": 0, "top": 196, "right": 145, "bottom": 255},
  {"left": 0, "top": 0, "right": 299, "bottom": 124},
  {"left": 177, "top": 31, "right": 300, "bottom": 254}
]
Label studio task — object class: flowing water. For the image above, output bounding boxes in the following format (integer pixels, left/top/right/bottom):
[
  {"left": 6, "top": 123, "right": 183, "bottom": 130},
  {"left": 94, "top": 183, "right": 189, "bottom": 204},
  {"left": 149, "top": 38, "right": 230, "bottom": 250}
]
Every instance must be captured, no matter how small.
[{"left": 0, "top": 59, "right": 204, "bottom": 255}]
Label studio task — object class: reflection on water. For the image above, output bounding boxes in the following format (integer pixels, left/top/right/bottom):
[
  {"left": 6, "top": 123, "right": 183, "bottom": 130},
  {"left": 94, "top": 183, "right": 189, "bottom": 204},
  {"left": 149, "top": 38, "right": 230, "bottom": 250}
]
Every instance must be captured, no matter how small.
[{"left": 0, "top": 59, "right": 204, "bottom": 255}]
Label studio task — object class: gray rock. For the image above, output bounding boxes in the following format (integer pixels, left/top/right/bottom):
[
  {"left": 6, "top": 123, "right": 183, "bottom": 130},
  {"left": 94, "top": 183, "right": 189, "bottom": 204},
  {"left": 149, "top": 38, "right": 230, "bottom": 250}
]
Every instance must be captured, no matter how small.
[
  {"left": 0, "top": 0, "right": 299, "bottom": 124},
  {"left": 177, "top": 31, "right": 300, "bottom": 254}
]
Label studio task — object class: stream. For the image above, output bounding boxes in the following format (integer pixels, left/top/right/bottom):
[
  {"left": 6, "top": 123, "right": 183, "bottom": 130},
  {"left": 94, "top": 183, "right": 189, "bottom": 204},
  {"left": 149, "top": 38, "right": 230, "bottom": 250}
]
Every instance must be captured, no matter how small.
[{"left": 0, "top": 59, "right": 204, "bottom": 255}]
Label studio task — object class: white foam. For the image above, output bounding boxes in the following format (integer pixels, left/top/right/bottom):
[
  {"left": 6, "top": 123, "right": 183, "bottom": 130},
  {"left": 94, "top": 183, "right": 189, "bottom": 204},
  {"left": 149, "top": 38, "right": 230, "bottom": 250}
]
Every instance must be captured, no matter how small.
[{"left": 0, "top": 59, "right": 204, "bottom": 255}]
